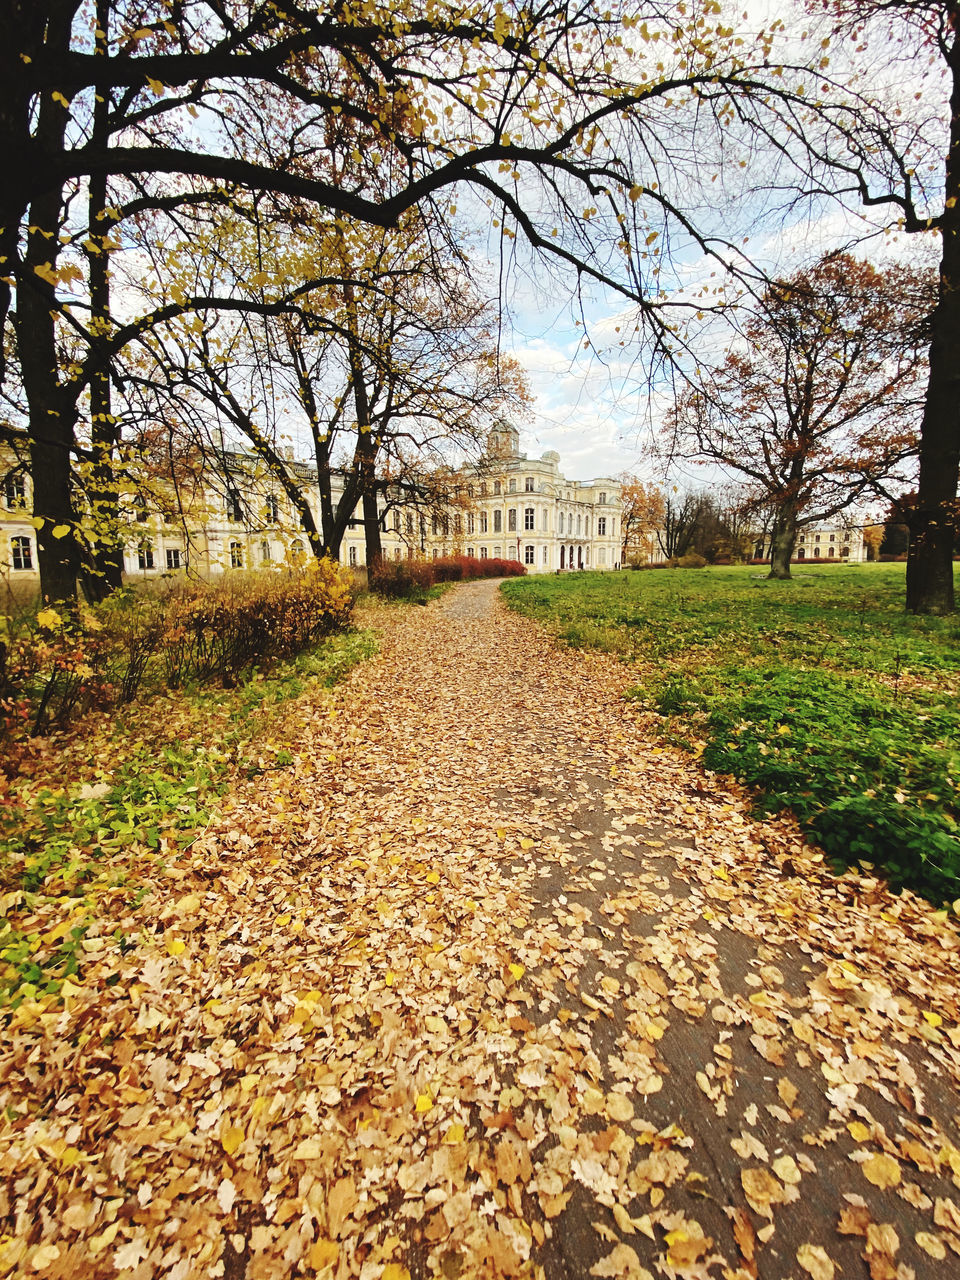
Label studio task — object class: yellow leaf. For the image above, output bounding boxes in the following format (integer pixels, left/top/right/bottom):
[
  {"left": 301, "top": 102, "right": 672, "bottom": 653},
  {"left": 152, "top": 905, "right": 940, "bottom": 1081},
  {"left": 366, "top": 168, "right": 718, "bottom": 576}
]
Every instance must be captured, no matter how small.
[
  {"left": 51, "top": 91, "right": 70, "bottom": 107},
  {"left": 495, "top": 828, "right": 506, "bottom": 840},
  {"left": 165, "top": 935, "right": 186, "bottom": 956},
  {"left": 51, "top": 524, "right": 71, "bottom": 539},
  {"left": 382, "top": 1266, "right": 411, "bottom": 1280},
  {"left": 520, "top": 838, "right": 535, "bottom": 850},
  {"left": 629, "top": 185, "right": 644, "bottom": 201},
  {"left": 862, "top": 1154, "right": 900, "bottom": 1188},
  {"left": 221, "top": 1123, "right": 244, "bottom": 1156},
  {"left": 36, "top": 608, "right": 62, "bottom": 630},
  {"left": 443, "top": 1123, "right": 465, "bottom": 1144},
  {"left": 308, "top": 1239, "right": 339, "bottom": 1270},
  {"left": 415, "top": 1093, "right": 433, "bottom": 1113},
  {"left": 384, "top": 971, "right": 395, "bottom": 986},
  {"left": 915, "top": 1232, "right": 946, "bottom": 1259},
  {"left": 773, "top": 1155, "right": 801, "bottom": 1185},
  {"left": 847, "top": 1121, "right": 871, "bottom": 1141},
  {"left": 508, "top": 963, "right": 525, "bottom": 980},
  {"left": 425, "top": 870, "right": 440, "bottom": 884},
  {"left": 425, "top": 1015, "right": 445, "bottom": 1034},
  {"left": 923, "top": 1011, "right": 942, "bottom": 1028},
  {"left": 796, "top": 1243, "right": 834, "bottom": 1280},
  {"left": 274, "top": 913, "right": 291, "bottom": 926}
]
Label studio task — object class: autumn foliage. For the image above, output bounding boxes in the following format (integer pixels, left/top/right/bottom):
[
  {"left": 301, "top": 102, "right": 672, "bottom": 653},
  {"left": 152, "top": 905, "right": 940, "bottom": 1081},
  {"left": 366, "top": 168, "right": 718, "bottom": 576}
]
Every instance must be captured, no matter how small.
[
  {"left": 369, "top": 555, "right": 525, "bottom": 598},
  {"left": 0, "top": 562, "right": 353, "bottom": 752}
]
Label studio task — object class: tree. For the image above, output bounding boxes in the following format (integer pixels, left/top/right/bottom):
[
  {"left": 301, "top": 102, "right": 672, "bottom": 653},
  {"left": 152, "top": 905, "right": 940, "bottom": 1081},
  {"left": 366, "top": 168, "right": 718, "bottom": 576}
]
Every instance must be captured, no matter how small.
[
  {"left": 807, "top": 0, "right": 959, "bottom": 611},
  {"left": 666, "top": 255, "right": 931, "bottom": 580},
  {"left": 4, "top": 0, "right": 877, "bottom": 601},
  {"left": 619, "top": 476, "right": 665, "bottom": 565}
]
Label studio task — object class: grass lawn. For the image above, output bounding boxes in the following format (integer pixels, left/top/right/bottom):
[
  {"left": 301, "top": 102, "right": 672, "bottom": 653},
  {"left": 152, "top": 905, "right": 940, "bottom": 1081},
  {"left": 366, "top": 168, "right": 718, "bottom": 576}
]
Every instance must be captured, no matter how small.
[{"left": 502, "top": 563, "right": 960, "bottom": 903}]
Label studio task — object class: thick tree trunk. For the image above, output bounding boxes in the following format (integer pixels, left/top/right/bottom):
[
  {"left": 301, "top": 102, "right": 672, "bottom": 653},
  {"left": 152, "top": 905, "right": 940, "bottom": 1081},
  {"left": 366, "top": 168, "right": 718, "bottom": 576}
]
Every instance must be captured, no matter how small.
[
  {"left": 767, "top": 509, "right": 799, "bottom": 580},
  {"left": 906, "top": 55, "right": 960, "bottom": 614}
]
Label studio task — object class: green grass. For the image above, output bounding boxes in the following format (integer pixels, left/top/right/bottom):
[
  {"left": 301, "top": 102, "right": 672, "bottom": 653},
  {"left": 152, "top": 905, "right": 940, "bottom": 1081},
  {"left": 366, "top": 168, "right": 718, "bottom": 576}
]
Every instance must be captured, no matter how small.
[
  {"left": 501, "top": 565, "right": 960, "bottom": 903},
  {"left": 0, "top": 628, "right": 377, "bottom": 1006}
]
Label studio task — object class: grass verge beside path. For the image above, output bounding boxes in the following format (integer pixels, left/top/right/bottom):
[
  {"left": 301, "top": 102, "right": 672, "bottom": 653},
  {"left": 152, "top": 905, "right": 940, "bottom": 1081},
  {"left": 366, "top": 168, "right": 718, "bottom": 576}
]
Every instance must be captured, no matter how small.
[
  {"left": 0, "top": 628, "right": 376, "bottom": 1007},
  {"left": 502, "top": 564, "right": 960, "bottom": 903}
]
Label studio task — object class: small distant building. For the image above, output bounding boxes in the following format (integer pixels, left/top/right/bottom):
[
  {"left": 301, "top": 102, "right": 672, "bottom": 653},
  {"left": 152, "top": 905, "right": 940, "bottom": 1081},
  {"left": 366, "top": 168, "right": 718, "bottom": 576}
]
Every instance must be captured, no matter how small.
[{"left": 753, "top": 523, "right": 867, "bottom": 563}]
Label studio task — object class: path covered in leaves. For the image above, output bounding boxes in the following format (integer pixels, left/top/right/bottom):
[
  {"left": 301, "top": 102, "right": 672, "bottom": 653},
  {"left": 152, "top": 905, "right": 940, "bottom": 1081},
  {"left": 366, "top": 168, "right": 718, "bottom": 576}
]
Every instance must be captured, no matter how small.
[{"left": 4, "top": 581, "right": 960, "bottom": 1280}]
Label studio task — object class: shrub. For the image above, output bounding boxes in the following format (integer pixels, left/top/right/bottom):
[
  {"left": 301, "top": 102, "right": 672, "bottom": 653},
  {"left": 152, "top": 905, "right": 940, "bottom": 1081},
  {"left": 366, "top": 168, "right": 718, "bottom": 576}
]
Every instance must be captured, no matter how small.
[
  {"left": 0, "top": 561, "right": 353, "bottom": 751},
  {"left": 670, "top": 553, "right": 708, "bottom": 569},
  {"left": 369, "top": 555, "right": 525, "bottom": 598}
]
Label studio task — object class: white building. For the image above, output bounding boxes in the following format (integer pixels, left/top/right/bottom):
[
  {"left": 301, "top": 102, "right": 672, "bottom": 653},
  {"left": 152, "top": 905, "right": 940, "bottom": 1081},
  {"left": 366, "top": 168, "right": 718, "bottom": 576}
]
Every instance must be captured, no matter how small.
[{"left": 2, "top": 422, "right": 622, "bottom": 587}]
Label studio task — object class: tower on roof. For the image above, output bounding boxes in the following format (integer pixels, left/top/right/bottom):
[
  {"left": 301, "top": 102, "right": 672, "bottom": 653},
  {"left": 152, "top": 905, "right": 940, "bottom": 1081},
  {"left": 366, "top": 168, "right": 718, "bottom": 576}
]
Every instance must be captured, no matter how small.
[{"left": 488, "top": 419, "right": 520, "bottom": 459}]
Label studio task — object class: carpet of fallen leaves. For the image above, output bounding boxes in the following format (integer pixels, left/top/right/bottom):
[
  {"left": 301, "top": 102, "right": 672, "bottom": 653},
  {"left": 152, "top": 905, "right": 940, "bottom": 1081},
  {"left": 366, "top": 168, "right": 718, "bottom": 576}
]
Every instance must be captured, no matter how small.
[{"left": 3, "top": 580, "right": 960, "bottom": 1280}]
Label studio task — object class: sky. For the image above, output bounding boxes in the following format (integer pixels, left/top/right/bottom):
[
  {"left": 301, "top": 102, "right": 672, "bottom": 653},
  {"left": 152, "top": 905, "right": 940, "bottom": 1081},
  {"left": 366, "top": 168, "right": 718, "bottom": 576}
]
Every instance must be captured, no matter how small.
[{"left": 471, "top": 0, "right": 945, "bottom": 486}]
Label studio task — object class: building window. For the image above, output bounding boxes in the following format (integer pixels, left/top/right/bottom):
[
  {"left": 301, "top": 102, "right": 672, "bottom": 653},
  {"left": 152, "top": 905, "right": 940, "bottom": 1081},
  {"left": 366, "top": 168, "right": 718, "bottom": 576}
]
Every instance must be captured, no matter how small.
[
  {"left": 466, "top": 546, "right": 474, "bottom": 559},
  {"left": 585, "top": 517, "right": 590, "bottom": 536},
  {"left": 542, "top": 546, "right": 548, "bottom": 564},
  {"left": 407, "top": 547, "right": 414, "bottom": 560},
  {"left": 524, "top": 544, "right": 534, "bottom": 565},
  {"left": 797, "top": 547, "right": 806, "bottom": 560},
  {"left": 260, "top": 540, "right": 271, "bottom": 563},
  {"left": 11, "top": 535, "right": 32, "bottom": 570},
  {"left": 525, "top": 476, "right": 535, "bottom": 492},
  {"left": 479, "top": 482, "right": 487, "bottom": 496},
  {"left": 494, "top": 480, "right": 501, "bottom": 496},
  {"left": 480, "top": 512, "right": 488, "bottom": 533},
  {"left": 291, "top": 540, "right": 305, "bottom": 563},
  {"left": 432, "top": 548, "right": 439, "bottom": 560},
  {"left": 829, "top": 547, "right": 836, "bottom": 557},
  {"left": 266, "top": 494, "right": 280, "bottom": 523},
  {"left": 393, "top": 510, "right": 401, "bottom": 531},
  {"left": 454, "top": 513, "right": 462, "bottom": 535},
  {"left": 577, "top": 514, "right": 582, "bottom": 535},
  {"left": 508, "top": 508, "right": 517, "bottom": 532},
  {"left": 598, "top": 547, "right": 607, "bottom": 565},
  {"left": 843, "top": 531, "right": 851, "bottom": 542},
  {"left": 480, "top": 547, "right": 488, "bottom": 559},
  {"left": 494, "top": 510, "right": 502, "bottom": 533},
  {"left": 394, "top": 547, "right": 402, "bottom": 561},
  {"left": 406, "top": 512, "right": 414, "bottom": 534},
  {"left": 166, "top": 547, "right": 182, "bottom": 570},
  {"left": 841, "top": 546, "right": 850, "bottom": 557},
  {"left": 829, "top": 533, "right": 835, "bottom": 542},
  {"left": 598, "top": 492, "right": 607, "bottom": 505},
  {"left": 230, "top": 541, "right": 244, "bottom": 569},
  {"left": 227, "top": 490, "right": 243, "bottom": 522},
  {"left": 524, "top": 507, "right": 534, "bottom": 531},
  {"left": 559, "top": 512, "right": 565, "bottom": 535},
  {"left": 815, "top": 533, "right": 821, "bottom": 543},
  {"left": 349, "top": 545, "right": 358, "bottom": 566},
  {"left": 467, "top": 485, "right": 475, "bottom": 498},
  {"left": 598, "top": 516, "right": 607, "bottom": 536},
  {"left": 493, "top": 545, "right": 501, "bottom": 559},
  {"left": 467, "top": 513, "right": 475, "bottom": 535},
  {"left": 138, "top": 543, "right": 155, "bottom": 571},
  {"left": 509, "top": 478, "right": 517, "bottom": 493},
  {"left": 542, "top": 510, "right": 548, "bottom": 530},
  {"left": 4, "top": 475, "right": 27, "bottom": 509}
]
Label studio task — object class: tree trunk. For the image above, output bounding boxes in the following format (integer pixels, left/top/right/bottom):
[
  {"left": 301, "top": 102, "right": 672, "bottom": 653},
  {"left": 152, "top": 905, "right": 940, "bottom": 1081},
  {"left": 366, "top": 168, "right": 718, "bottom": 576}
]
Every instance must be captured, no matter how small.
[
  {"left": 905, "top": 53, "right": 960, "bottom": 614},
  {"left": 767, "top": 509, "right": 799, "bottom": 580},
  {"left": 82, "top": 0, "right": 124, "bottom": 600}
]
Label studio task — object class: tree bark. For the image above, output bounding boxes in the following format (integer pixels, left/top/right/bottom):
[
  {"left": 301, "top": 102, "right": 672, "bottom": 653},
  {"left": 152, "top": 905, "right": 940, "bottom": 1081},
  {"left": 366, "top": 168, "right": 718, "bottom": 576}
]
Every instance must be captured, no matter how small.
[
  {"left": 905, "top": 48, "right": 960, "bottom": 614},
  {"left": 767, "top": 508, "right": 799, "bottom": 580}
]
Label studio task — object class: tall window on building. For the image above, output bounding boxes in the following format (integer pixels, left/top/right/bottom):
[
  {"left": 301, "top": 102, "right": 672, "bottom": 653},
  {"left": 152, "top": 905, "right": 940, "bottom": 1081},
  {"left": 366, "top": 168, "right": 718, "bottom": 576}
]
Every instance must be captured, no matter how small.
[
  {"left": 509, "top": 478, "right": 517, "bottom": 493},
  {"left": 493, "top": 545, "right": 501, "bottom": 558},
  {"left": 576, "top": 514, "right": 582, "bottom": 535},
  {"left": 406, "top": 512, "right": 414, "bottom": 534},
  {"left": 479, "top": 482, "right": 487, "bottom": 496},
  {"left": 266, "top": 494, "right": 280, "bottom": 522},
  {"left": 11, "top": 535, "right": 32, "bottom": 570},
  {"left": 542, "top": 510, "right": 548, "bottom": 530},
  {"left": 349, "top": 545, "right": 358, "bottom": 566},
  {"left": 480, "top": 547, "right": 488, "bottom": 559},
  {"left": 494, "top": 510, "right": 502, "bottom": 533},
  {"left": 393, "top": 510, "right": 401, "bottom": 531},
  {"left": 480, "top": 512, "right": 488, "bottom": 533},
  {"left": 431, "top": 515, "right": 439, "bottom": 535},
  {"left": 454, "top": 513, "right": 462, "bottom": 535},
  {"left": 508, "top": 508, "right": 517, "bottom": 532},
  {"left": 542, "top": 546, "right": 549, "bottom": 564},
  {"left": 524, "top": 507, "right": 534, "bottom": 530},
  {"left": 494, "top": 480, "right": 501, "bottom": 495},
  {"left": 524, "top": 544, "right": 534, "bottom": 565},
  {"left": 291, "top": 540, "right": 305, "bottom": 564},
  {"left": 467, "top": 514, "right": 475, "bottom": 535},
  {"left": 4, "top": 474, "right": 26, "bottom": 509},
  {"left": 227, "top": 489, "right": 243, "bottom": 522},
  {"left": 166, "top": 547, "right": 182, "bottom": 570},
  {"left": 466, "top": 547, "right": 474, "bottom": 559},
  {"left": 525, "top": 476, "right": 535, "bottom": 492},
  {"left": 260, "top": 540, "right": 271, "bottom": 563},
  {"left": 559, "top": 512, "right": 565, "bottom": 535},
  {"left": 138, "top": 543, "right": 155, "bottom": 571},
  {"left": 230, "top": 541, "right": 244, "bottom": 569},
  {"left": 598, "top": 492, "right": 607, "bottom": 505},
  {"left": 598, "top": 517, "right": 607, "bottom": 535},
  {"left": 134, "top": 493, "right": 150, "bottom": 523}
]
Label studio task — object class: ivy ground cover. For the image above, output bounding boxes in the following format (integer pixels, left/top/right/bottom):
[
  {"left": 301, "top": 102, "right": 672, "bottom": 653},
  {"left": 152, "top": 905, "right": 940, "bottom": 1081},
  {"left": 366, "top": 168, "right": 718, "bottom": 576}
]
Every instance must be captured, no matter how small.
[{"left": 501, "top": 564, "right": 960, "bottom": 903}]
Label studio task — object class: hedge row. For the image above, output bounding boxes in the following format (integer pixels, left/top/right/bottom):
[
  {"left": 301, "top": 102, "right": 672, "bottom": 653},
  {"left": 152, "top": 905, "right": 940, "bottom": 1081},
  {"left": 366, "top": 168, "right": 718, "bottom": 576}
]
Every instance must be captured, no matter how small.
[{"left": 369, "top": 555, "right": 525, "bottom": 598}]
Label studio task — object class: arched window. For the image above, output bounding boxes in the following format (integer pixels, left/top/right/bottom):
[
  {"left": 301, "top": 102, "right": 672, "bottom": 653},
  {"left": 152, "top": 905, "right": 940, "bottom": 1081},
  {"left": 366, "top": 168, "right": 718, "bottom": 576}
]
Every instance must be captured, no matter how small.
[
  {"left": 261, "top": 540, "right": 271, "bottom": 563},
  {"left": 524, "top": 507, "right": 535, "bottom": 530},
  {"left": 524, "top": 544, "right": 534, "bottom": 564},
  {"left": 230, "top": 541, "right": 244, "bottom": 569},
  {"left": 11, "top": 535, "right": 32, "bottom": 570},
  {"left": 291, "top": 540, "right": 306, "bottom": 564},
  {"left": 508, "top": 508, "right": 517, "bottom": 532}
]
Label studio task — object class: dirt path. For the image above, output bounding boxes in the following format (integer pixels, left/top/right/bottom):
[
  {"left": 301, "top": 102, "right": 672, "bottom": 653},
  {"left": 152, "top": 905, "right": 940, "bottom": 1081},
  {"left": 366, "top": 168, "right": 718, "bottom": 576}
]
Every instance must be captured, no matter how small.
[{"left": 5, "top": 582, "right": 960, "bottom": 1280}]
